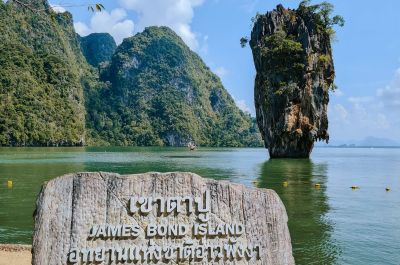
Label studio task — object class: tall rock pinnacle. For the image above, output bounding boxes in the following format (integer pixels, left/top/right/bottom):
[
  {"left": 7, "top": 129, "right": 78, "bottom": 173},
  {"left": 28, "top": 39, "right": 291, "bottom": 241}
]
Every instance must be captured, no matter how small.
[{"left": 249, "top": 3, "right": 342, "bottom": 158}]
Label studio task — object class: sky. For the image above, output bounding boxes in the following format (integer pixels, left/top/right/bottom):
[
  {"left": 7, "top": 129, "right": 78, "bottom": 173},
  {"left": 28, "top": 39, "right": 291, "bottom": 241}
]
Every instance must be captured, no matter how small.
[{"left": 51, "top": 0, "right": 400, "bottom": 142}]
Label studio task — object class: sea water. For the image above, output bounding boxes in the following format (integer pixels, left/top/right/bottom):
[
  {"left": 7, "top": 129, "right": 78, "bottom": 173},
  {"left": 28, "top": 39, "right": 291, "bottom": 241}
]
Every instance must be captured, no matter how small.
[{"left": 0, "top": 147, "right": 399, "bottom": 265}]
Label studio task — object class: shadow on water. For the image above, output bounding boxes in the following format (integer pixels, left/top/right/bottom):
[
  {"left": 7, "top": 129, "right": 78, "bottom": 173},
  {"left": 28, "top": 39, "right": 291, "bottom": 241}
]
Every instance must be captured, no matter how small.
[{"left": 257, "top": 159, "right": 340, "bottom": 265}]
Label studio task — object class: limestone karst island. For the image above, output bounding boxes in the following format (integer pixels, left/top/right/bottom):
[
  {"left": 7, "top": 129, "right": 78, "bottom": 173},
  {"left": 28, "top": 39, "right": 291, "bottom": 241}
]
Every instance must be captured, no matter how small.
[
  {"left": 249, "top": 3, "right": 339, "bottom": 158},
  {"left": 1, "top": 0, "right": 399, "bottom": 265}
]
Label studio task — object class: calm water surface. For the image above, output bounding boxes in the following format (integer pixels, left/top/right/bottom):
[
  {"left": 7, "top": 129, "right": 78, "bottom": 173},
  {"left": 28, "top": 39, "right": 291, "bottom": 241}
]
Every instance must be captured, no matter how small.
[{"left": 0, "top": 147, "right": 399, "bottom": 265}]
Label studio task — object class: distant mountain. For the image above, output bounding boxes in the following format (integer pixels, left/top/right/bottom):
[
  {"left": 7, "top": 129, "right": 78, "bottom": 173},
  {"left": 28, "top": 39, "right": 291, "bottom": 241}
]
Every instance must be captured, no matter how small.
[
  {"left": 86, "top": 26, "right": 262, "bottom": 147},
  {"left": 358, "top": 137, "right": 399, "bottom": 147},
  {"left": 79, "top": 33, "right": 116, "bottom": 67},
  {"left": 317, "top": 136, "right": 400, "bottom": 147}
]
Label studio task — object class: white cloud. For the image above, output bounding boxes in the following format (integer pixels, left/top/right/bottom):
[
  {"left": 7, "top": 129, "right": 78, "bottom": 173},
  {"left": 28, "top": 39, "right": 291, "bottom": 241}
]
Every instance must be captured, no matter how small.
[
  {"left": 50, "top": 4, "right": 66, "bottom": 13},
  {"left": 347, "top": 96, "right": 373, "bottom": 105},
  {"left": 119, "top": 0, "right": 205, "bottom": 50},
  {"left": 333, "top": 88, "right": 344, "bottom": 97},
  {"left": 236, "top": 99, "right": 251, "bottom": 114},
  {"left": 214, "top": 66, "right": 228, "bottom": 78},
  {"left": 198, "top": 34, "right": 209, "bottom": 55},
  {"left": 329, "top": 101, "right": 390, "bottom": 141},
  {"left": 332, "top": 104, "right": 348, "bottom": 122},
  {"left": 74, "top": 8, "right": 134, "bottom": 44},
  {"left": 329, "top": 68, "right": 400, "bottom": 141},
  {"left": 377, "top": 68, "right": 400, "bottom": 109},
  {"left": 74, "top": 22, "right": 90, "bottom": 36},
  {"left": 347, "top": 96, "right": 389, "bottom": 130},
  {"left": 378, "top": 86, "right": 400, "bottom": 108},
  {"left": 376, "top": 113, "right": 390, "bottom": 129}
]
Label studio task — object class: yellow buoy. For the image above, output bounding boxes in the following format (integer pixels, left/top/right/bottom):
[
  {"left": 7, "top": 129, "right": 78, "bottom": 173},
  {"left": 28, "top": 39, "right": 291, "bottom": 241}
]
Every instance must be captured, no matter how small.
[
  {"left": 385, "top": 187, "right": 391, "bottom": 192},
  {"left": 7, "top": 180, "right": 13, "bottom": 189},
  {"left": 351, "top": 185, "right": 359, "bottom": 190},
  {"left": 283, "top": 181, "right": 288, "bottom": 187},
  {"left": 315, "top": 183, "right": 321, "bottom": 189}
]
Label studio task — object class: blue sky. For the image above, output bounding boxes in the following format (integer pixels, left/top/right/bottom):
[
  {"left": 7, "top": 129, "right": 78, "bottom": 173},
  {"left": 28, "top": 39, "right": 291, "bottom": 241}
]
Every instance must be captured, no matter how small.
[{"left": 52, "top": 0, "right": 400, "bottom": 142}]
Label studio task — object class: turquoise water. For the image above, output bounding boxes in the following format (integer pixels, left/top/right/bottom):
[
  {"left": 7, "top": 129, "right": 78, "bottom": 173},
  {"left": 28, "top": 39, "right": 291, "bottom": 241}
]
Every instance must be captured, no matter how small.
[{"left": 0, "top": 147, "right": 399, "bottom": 264}]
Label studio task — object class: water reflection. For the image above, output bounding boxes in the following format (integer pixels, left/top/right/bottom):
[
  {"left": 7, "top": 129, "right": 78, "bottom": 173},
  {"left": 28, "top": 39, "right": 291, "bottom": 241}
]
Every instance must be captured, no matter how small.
[
  {"left": 2, "top": 147, "right": 399, "bottom": 263},
  {"left": 257, "top": 159, "right": 340, "bottom": 265},
  {"left": 0, "top": 147, "right": 240, "bottom": 244}
]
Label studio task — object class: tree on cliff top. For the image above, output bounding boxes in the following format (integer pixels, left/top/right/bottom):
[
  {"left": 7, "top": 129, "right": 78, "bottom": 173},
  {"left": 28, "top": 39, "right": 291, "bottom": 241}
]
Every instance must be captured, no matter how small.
[
  {"left": 247, "top": 1, "right": 345, "bottom": 157},
  {"left": 298, "top": 1, "right": 344, "bottom": 28},
  {"left": 240, "top": 1, "right": 344, "bottom": 47}
]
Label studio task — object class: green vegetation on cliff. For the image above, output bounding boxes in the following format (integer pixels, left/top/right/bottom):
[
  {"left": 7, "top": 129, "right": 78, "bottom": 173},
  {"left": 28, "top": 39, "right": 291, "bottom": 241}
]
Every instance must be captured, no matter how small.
[
  {"left": 248, "top": 2, "right": 343, "bottom": 157},
  {"left": 79, "top": 33, "right": 116, "bottom": 67},
  {"left": 86, "top": 27, "right": 262, "bottom": 147},
  {"left": 298, "top": 0, "right": 345, "bottom": 32},
  {"left": 262, "top": 31, "right": 306, "bottom": 88},
  {"left": 0, "top": 1, "right": 88, "bottom": 146},
  {"left": 0, "top": 0, "right": 261, "bottom": 147}
]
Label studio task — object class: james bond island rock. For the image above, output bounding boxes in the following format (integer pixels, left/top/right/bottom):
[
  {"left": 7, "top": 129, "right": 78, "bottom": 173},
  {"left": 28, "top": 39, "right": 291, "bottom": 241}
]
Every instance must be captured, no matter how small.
[
  {"left": 32, "top": 172, "right": 294, "bottom": 265},
  {"left": 249, "top": 2, "right": 343, "bottom": 158}
]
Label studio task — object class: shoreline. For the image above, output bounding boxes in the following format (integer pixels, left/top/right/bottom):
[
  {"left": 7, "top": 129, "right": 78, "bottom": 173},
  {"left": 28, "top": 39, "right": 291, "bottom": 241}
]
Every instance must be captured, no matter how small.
[{"left": 0, "top": 244, "right": 31, "bottom": 265}]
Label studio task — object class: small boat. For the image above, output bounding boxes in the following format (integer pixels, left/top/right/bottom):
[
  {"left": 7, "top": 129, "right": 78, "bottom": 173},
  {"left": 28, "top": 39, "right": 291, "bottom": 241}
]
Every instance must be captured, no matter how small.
[{"left": 187, "top": 142, "right": 196, "bottom": 151}]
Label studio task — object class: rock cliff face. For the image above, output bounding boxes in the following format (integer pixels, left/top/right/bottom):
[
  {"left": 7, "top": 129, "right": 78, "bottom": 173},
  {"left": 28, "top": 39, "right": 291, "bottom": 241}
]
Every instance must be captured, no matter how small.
[
  {"left": 250, "top": 4, "right": 335, "bottom": 158},
  {"left": 0, "top": 0, "right": 262, "bottom": 147},
  {"left": 86, "top": 26, "right": 262, "bottom": 147},
  {"left": 79, "top": 33, "right": 116, "bottom": 67}
]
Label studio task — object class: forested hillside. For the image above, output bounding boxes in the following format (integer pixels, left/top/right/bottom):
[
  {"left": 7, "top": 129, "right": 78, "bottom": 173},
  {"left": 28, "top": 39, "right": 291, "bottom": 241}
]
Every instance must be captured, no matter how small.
[
  {"left": 86, "top": 27, "right": 261, "bottom": 147},
  {"left": 0, "top": 0, "right": 88, "bottom": 146},
  {"left": 0, "top": 0, "right": 262, "bottom": 147}
]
